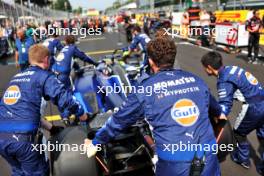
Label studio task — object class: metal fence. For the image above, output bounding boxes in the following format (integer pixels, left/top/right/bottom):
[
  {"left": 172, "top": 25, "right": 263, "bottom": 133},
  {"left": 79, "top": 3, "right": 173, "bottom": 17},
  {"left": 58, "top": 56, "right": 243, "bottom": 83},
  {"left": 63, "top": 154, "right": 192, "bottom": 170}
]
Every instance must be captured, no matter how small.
[{"left": 0, "top": 0, "right": 72, "bottom": 25}]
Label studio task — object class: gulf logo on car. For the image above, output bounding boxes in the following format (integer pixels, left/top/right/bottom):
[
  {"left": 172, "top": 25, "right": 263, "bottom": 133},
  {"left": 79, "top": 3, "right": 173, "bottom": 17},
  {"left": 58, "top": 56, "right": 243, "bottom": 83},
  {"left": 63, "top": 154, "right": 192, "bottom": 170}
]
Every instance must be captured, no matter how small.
[
  {"left": 3, "top": 85, "right": 21, "bottom": 105},
  {"left": 171, "top": 99, "right": 200, "bottom": 127},
  {"left": 245, "top": 72, "right": 258, "bottom": 85}
]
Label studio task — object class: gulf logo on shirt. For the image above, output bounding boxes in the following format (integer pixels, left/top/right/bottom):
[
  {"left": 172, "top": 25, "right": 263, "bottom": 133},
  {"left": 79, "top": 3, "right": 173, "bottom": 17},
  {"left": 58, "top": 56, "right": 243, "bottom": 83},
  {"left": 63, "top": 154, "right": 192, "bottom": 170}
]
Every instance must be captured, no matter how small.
[
  {"left": 171, "top": 99, "right": 200, "bottom": 127},
  {"left": 245, "top": 72, "right": 258, "bottom": 85},
  {"left": 55, "top": 53, "right": 65, "bottom": 62},
  {"left": 3, "top": 85, "right": 21, "bottom": 105}
]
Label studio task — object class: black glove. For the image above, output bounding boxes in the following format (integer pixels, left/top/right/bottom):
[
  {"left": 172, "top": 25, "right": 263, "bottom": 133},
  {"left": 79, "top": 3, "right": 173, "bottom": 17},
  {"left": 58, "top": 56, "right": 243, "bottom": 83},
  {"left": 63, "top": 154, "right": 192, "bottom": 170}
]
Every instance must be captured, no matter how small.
[{"left": 50, "top": 126, "right": 64, "bottom": 136}]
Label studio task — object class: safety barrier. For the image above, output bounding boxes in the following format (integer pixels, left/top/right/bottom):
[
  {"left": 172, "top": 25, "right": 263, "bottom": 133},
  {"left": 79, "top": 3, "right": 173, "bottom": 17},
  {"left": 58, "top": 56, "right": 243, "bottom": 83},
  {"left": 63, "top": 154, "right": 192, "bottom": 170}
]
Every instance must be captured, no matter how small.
[{"left": 0, "top": 0, "right": 72, "bottom": 24}]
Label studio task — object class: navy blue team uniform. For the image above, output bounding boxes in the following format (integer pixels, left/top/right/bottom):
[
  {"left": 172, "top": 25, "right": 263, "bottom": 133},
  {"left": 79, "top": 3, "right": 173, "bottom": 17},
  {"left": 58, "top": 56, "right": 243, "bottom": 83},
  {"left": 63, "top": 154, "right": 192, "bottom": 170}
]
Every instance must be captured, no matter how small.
[
  {"left": 92, "top": 69, "right": 222, "bottom": 176},
  {"left": 42, "top": 38, "right": 64, "bottom": 68},
  {"left": 217, "top": 66, "right": 264, "bottom": 170},
  {"left": 52, "top": 44, "right": 98, "bottom": 88},
  {"left": 124, "top": 33, "right": 150, "bottom": 70},
  {"left": 0, "top": 66, "right": 84, "bottom": 176}
]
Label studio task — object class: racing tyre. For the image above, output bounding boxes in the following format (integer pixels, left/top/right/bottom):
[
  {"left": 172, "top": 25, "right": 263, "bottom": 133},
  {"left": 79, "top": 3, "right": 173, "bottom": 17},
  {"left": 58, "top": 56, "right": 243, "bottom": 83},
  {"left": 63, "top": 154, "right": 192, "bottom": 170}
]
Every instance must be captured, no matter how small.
[
  {"left": 49, "top": 126, "right": 101, "bottom": 176},
  {"left": 213, "top": 120, "right": 235, "bottom": 162}
]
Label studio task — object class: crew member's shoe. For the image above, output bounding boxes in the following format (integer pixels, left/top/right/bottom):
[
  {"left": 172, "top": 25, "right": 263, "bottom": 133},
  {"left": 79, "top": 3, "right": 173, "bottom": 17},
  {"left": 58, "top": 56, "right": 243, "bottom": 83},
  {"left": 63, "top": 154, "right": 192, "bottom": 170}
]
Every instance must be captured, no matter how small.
[
  {"left": 252, "top": 59, "right": 260, "bottom": 65},
  {"left": 256, "top": 164, "right": 264, "bottom": 176},
  {"left": 230, "top": 151, "right": 251, "bottom": 169}
]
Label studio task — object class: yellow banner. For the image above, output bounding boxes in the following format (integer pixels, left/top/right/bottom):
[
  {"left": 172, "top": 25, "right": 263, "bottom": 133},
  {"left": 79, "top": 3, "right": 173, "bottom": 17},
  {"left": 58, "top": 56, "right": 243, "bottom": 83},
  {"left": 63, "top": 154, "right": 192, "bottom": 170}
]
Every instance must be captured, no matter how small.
[
  {"left": 259, "top": 10, "right": 264, "bottom": 45},
  {"left": 87, "top": 10, "right": 99, "bottom": 16},
  {"left": 135, "top": 14, "right": 144, "bottom": 26},
  {"left": 215, "top": 10, "right": 249, "bottom": 23},
  {"left": 215, "top": 10, "right": 264, "bottom": 45}
]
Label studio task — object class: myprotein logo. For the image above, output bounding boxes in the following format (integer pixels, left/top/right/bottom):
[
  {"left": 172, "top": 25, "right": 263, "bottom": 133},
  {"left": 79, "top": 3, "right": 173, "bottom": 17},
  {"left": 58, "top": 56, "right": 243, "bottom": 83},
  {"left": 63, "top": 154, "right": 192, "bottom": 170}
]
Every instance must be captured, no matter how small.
[
  {"left": 3, "top": 85, "right": 21, "bottom": 105},
  {"left": 171, "top": 99, "right": 200, "bottom": 127},
  {"left": 245, "top": 72, "right": 258, "bottom": 85}
]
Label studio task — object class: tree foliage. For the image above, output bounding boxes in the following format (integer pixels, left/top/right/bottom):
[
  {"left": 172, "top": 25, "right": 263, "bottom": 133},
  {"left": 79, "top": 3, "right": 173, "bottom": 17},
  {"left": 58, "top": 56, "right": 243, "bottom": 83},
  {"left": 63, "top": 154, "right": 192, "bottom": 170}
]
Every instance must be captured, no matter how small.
[
  {"left": 73, "top": 6, "right": 82, "bottom": 15},
  {"left": 53, "top": 0, "right": 72, "bottom": 12}
]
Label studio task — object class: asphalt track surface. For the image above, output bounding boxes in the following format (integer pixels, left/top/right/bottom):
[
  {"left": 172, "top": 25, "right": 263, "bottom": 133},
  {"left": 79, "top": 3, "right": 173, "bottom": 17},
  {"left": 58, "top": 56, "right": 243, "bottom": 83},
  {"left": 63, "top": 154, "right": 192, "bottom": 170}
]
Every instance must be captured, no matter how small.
[{"left": 1, "top": 32, "right": 264, "bottom": 176}]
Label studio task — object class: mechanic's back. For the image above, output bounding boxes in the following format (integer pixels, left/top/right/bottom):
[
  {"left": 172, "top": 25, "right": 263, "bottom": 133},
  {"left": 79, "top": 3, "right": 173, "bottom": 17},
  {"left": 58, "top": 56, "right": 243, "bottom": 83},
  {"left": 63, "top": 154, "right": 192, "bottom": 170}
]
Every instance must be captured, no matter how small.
[
  {"left": 0, "top": 44, "right": 86, "bottom": 176},
  {"left": 140, "top": 69, "right": 217, "bottom": 158},
  {"left": 52, "top": 35, "right": 97, "bottom": 75},
  {"left": 218, "top": 66, "right": 264, "bottom": 105},
  {"left": 52, "top": 35, "right": 97, "bottom": 88},
  {"left": 88, "top": 37, "right": 223, "bottom": 176}
]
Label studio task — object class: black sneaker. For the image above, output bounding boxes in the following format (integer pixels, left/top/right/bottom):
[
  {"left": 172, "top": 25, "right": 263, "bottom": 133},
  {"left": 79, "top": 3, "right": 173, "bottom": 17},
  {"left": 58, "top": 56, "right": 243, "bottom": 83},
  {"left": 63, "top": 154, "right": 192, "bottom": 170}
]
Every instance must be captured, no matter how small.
[
  {"left": 230, "top": 152, "right": 251, "bottom": 169},
  {"left": 256, "top": 164, "right": 264, "bottom": 176}
]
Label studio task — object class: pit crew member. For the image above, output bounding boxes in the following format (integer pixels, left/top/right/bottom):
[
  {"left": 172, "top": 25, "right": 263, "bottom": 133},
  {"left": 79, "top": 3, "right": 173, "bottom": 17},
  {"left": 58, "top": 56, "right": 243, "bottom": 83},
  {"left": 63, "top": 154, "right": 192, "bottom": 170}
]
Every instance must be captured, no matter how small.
[
  {"left": 52, "top": 35, "right": 98, "bottom": 89},
  {"left": 0, "top": 44, "right": 87, "bottom": 176},
  {"left": 201, "top": 51, "right": 264, "bottom": 174},
  {"left": 85, "top": 37, "right": 225, "bottom": 176}
]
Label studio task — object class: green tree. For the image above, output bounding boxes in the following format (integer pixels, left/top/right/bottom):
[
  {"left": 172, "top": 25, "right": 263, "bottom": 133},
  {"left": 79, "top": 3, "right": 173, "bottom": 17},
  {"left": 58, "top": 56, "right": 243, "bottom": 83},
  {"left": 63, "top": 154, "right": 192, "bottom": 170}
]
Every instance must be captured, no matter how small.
[
  {"left": 73, "top": 6, "right": 82, "bottom": 15},
  {"left": 125, "top": 0, "right": 135, "bottom": 4},
  {"left": 53, "top": 0, "right": 72, "bottom": 12},
  {"left": 113, "top": 0, "right": 121, "bottom": 9}
]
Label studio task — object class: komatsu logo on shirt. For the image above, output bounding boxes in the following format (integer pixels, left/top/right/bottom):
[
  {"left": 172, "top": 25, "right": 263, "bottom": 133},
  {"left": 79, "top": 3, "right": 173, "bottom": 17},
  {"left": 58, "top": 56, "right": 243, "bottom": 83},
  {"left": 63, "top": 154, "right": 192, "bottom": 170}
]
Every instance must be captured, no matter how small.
[
  {"left": 3, "top": 85, "right": 21, "bottom": 105},
  {"left": 171, "top": 99, "right": 200, "bottom": 127},
  {"left": 154, "top": 77, "right": 195, "bottom": 89}
]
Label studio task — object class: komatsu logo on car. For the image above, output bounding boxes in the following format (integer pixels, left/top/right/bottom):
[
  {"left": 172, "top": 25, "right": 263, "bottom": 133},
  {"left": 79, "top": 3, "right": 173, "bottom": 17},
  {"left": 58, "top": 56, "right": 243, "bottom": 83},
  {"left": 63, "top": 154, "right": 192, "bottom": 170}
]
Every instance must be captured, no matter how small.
[
  {"left": 245, "top": 72, "right": 258, "bottom": 85},
  {"left": 171, "top": 99, "right": 200, "bottom": 127},
  {"left": 3, "top": 85, "right": 21, "bottom": 105}
]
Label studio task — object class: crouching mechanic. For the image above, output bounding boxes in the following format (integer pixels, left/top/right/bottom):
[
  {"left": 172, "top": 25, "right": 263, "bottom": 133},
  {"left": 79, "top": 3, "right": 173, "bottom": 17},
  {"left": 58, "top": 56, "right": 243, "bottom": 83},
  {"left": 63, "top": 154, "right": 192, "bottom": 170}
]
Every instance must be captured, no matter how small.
[
  {"left": 0, "top": 44, "right": 87, "bottom": 176},
  {"left": 201, "top": 51, "right": 264, "bottom": 174},
  {"left": 52, "top": 35, "right": 98, "bottom": 89},
  {"left": 85, "top": 37, "right": 225, "bottom": 176}
]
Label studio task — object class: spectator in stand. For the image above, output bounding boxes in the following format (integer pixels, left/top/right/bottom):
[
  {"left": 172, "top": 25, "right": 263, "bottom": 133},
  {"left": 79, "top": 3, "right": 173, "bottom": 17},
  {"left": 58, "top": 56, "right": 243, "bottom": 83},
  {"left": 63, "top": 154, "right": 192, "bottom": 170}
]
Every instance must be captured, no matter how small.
[
  {"left": 181, "top": 12, "right": 189, "bottom": 40},
  {"left": 209, "top": 11, "right": 216, "bottom": 44},
  {"left": 124, "top": 15, "right": 133, "bottom": 42},
  {"left": 131, "top": 14, "right": 137, "bottom": 25},
  {"left": 199, "top": 10, "right": 211, "bottom": 47},
  {"left": 143, "top": 14, "right": 150, "bottom": 36},
  {"left": 246, "top": 10, "right": 263, "bottom": 64}
]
